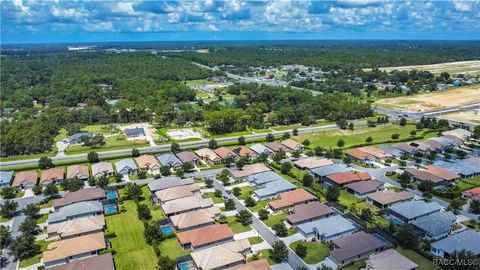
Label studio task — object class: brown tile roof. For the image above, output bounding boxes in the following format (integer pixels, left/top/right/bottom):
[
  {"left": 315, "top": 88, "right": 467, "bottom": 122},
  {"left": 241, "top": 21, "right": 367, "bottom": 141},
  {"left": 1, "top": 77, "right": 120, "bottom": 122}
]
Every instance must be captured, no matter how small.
[
  {"left": 214, "top": 147, "right": 238, "bottom": 159},
  {"left": 367, "top": 190, "right": 413, "bottom": 206},
  {"left": 162, "top": 196, "right": 214, "bottom": 215},
  {"left": 423, "top": 139, "right": 444, "bottom": 150},
  {"left": 135, "top": 155, "right": 160, "bottom": 170},
  {"left": 287, "top": 202, "right": 333, "bottom": 224},
  {"left": 40, "top": 168, "right": 65, "bottom": 183},
  {"left": 294, "top": 157, "right": 334, "bottom": 170},
  {"left": 231, "top": 163, "right": 270, "bottom": 179},
  {"left": 366, "top": 249, "right": 417, "bottom": 270},
  {"left": 281, "top": 139, "right": 302, "bottom": 150},
  {"left": 66, "top": 165, "right": 89, "bottom": 179},
  {"left": 154, "top": 183, "right": 200, "bottom": 202},
  {"left": 47, "top": 215, "right": 105, "bottom": 239},
  {"left": 358, "top": 146, "right": 393, "bottom": 159},
  {"left": 426, "top": 166, "right": 459, "bottom": 182},
  {"left": 265, "top": 141, "right": 288, "bottom": 152},
  {"left": 326, "top": 171, "right": 371, "bottom": 185},
  {"left": 442, "top": 134, "right": 464, "bottom": 143},
  {"left": 233, "top": 146, "right": 255, "bottom": 157},
  {"left": 90, "top": 162, "right": 114, "bottom": 177},
  {"left": 170, "top": 207, "right": 220, "bottom": 230},
  {"left": 268, "top": 189, "right": 316, "bottom": 210},
  {"left": 392, "top": 143, "right": 416, "bottom": 154},
  {"left": 191, "top": 239, "right": 251, "bottom": 270},
  {"left": 12, "top": 171, "right": 38, "bottom": 187},
  {"left": 463, "top": 187, "right": 480, "bottom": 198},
  {"left": 176, "top": 151, "right": 199, "bottom": 163},
  {"left": 346, "top": 148, "right": 375, "bottom": 160},
  {"left": 404, "top": 168, "right": 444, "bottom": 184},
  {"left": 345, "top": 179, "right": 383, "bottom": 195},
  {"left": 43, "top": 232, "right": 106, "bottom": 263},
  {"left": 177, "top": 224, "right": 234, "bottom": 247},
  {"left": 51, "top": 253, "right": 115, "bottom": 270},
  {"left": 195, "top": 148, "right": 221, "bottom": 162},
  {"left": 232, "top": 259, "right": 271, "bottom": 270},
  {"left": 53, "top": 188, "right": 105, "bottom": 208}
]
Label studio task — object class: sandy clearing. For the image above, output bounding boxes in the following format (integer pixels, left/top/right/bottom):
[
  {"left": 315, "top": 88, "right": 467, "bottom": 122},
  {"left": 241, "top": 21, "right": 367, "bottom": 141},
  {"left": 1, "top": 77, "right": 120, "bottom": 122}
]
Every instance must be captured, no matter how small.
[
  {"left": 364, "top": 60, "right": 480, "bottom": 75},
  {"left": 375, "top": 85, "right": 480, "bottom": 112},
  {"left": 440, "top": 110, "right": 480, "bottom": 123}
]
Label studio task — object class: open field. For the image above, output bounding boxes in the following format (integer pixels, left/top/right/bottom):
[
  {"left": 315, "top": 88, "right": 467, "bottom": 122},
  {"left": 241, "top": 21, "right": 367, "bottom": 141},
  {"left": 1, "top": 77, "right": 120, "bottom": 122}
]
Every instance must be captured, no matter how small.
[
  {"left": 375, "top": 85, "right": 480, "bottom": 112},
  {"left": 65, "top": 135, "right": 150, "bottom": 155},
  {"left": 366, "top": 60, "right": 480, "bottom": 75},
  {"left": 440, "top": 109, "right": 480, "bottom": 123}
]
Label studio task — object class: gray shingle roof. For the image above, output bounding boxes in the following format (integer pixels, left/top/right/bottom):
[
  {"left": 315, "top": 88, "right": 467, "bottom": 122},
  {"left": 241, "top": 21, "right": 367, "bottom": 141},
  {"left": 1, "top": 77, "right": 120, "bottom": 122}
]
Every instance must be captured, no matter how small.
[
  {"left": 411, "top": 211, "right": 456, "bottom": 237},
  {"left": 254, "top": 179, "right": 295, "bottom": 198},
  {"left": 0, "top": 171, "right": 14, "bottom": 185},
  {"left": 297, "top": 215, "right": 356, "bottom": 238},
  {"left": 156, "top": 153, "right": 183, "bottom": 167},
  {"left": 148, "top": 177, "right": 194, "bottom": 192},
  {"left": 431, "top": 230, "right": 480, "bottom": 255},
  {"left": 378, "top": 145, "right": 404, "bottom": 157},
  {"left": 48, "top": 201, "right": 103, "bottom": 224},
  {"left": 68, "top": 133, "right": 92, "bottom": 144},
  {"left": 433, "top": 159, "right": 480, "bottom": 176},
  {"left": 114, "top": 158, "right": 137, "bottom": 172},
  {"left": 310, "top": 164, "right": 353, "bottom": 178},
  {"left": 249, "top": 143, "right": 272, "bottom": 155},
  {"left": 246, "top": 171, "right": 283, "bottom": 185},
  {"left": 389, "top": 201, "right": 442, "bottom": 220}
]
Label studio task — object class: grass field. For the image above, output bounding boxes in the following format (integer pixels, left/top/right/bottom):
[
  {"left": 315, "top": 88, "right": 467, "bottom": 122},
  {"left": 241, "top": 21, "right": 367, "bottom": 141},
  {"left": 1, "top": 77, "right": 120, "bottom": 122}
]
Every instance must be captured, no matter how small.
[
  {"left": 264, "top": 212, "right": 287, "bottom": 227},
  {"left": 186, "top": 79, "right": 216, "bottom": 87},
  {"left": 158, "top": 238, "right": 189, "bottom": 259},
  {"left": 81, "top": 124, "right": 117, "bottom": 134},
  {"left": 225, "top": 216, "right": 252, "bottom": 233},
  {"left": 248, "top": 236, "right": 264, "bottom": 245},
  {"left": 290, "top": 241, "right": 331, "bottom": 264},
  {"left": 0, "top": 152, "right": 55, "bottom": 162},
  {"left": 202, "top": 192, "right": 225, "bottom": 204},
  {"left": 236, "top": 186, "right": 256, "bottom": 201},
  {"left": 296, "top": 124, "right": 418, "bottom": 149},
  {"left": 370, "top": 60, "right": 480, "bottom": 75},
  {"left": 396, "top": 247, "right": 440, "bottom": 270},
  {"left": 455, "top": 176, "right": 480, "bottom": 192},
  {"left": 65, "top": 135, "right": 150, "bottom": 155},
  {"left": 248, "top": 199, "right": 269, "bottom": 212}
]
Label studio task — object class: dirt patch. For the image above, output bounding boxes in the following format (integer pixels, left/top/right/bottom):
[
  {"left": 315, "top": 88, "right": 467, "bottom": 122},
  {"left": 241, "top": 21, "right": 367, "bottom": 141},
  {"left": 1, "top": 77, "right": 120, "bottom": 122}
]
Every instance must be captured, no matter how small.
[
  {"left": 440, "top": 110, "right": 480, "bottom": 123},
  {"left": 119, "top": 123, "right": 158, "bottom": 141},
  {"left": 375, "top": 85, "right": 480, "bottom": 112},
  {"left": 365, "top": 60, "right": 480, "bottom": 75}
]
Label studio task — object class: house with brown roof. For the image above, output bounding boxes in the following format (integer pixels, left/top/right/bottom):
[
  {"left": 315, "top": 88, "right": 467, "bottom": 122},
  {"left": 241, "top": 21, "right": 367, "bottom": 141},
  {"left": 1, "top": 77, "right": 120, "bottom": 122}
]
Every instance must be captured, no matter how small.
[
  {"left": 232, "top": 146, "right": 258, "bottom": 158},
  {"left": 90, "top": 162, "right": 114, "bottom": 178},
  {"left": 294, "top": 157, "right": 334, "bottom": 170},
  {"left": 135, "top": 155, "right": 161, "bottom": 172},
  {"left": 463, "top": 187, "right": 480, "bottom": 201},
  {"left": 162, "top": 196, "right": 214, "bottom": 216},
  {"left": 170, "top": 207, "right": 221, "bottom": 230},
  {"left": 53, "top": 188, "right": 106, "bottom": 210},
  {"left": 231, "top": 163, "right": 270, "bottom": 179},
  {"left": 346, "top": 148, "right": 376, "bottom": 163},
  {"left": 287, "top": 201, "right": 334, "bottom": 225},
  {"left": 366, "top": 249, "right": 417, "bottom": 270},
  {"left": 47, "top": 215, "right": 105, "bottom": 240},
  {"left": 265, "top": 141, "right": 289, "bottom": 153},
  {"left": 425, "top": 166, "right": 460, "bottom": 183},
  {"left": 214, "top": 147, "right": 238, "bottom": 160},
  {"left": 177, "top": 224, "right": 234, "bottom": 250},
  {"left": 345, "top": 180, "right": 383, "bottom": 198},
  {"left": 176, "top": 151, "right": 200, "bottom": 165},
  {"left": 281, "top": 139, "right": 303, "bottom": 152},
  {"left": 366, "top": 190, "right": 413, "bottom": 209},
  {"left": 12, "top": 171, "right": 38, "bottom": 189},
  {"left": 66, "top": 165, "right": 89, "bottom": 180},
  {"left": 268, "top": 189, "right": 316, "bottom": 212},
  {"left": 195, "top": 148, "right": 222, "bottom": 165},
  {"left": 325, "top": 171, "right": 371, "bottom": 186},
  {"left": 154, "top": 183, "right": 200, "bottom": 203},
  {"left": 404, "top": 168, "right": 445, "bottom": 186},
  {"left": 40, "top": 168, "right": 65, "bottom": 186},
  {"left": 50, "top": 253, "right": 115, "bottom": 270},
  {"left": 191, "top": 239, "right": 251, "bottom": 270},
  {"left": 358, "top": 146, "right": 393, "bottom": 160},
  {"left": 392, "top": 143, "right": 416, "bottom": 154},
  {"left": 329, "top": 231, "right": 387, "bottom": 266},
  {"left": 43, "top": 232, "right": 106, "bottom": 268}
]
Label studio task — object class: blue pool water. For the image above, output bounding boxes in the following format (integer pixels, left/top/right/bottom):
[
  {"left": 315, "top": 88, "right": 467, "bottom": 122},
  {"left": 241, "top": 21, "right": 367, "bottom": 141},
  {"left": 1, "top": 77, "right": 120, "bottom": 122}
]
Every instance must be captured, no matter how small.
[
  {"left": 161, "top": 225, "right": 174, "bottom": 235},
  {"left": 178, "top": 261, "right": 194, "bottom": 270},
  {"left": 104, "top": 204, "right": 118, "bottom": 214},
  {"left": 106, "top": 191, "right": 118, "bottom": 200}
]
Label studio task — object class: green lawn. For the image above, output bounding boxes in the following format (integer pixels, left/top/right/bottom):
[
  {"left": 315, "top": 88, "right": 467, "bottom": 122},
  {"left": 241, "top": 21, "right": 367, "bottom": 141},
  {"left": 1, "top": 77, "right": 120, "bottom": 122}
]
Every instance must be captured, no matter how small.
[
  {"left": 158, "top": 238, "right": 189, "bottom": 259},
  {"left": 248, "top": 199, "right": 269, "bottom": 212},
  {"left": 225, "top": 216, "right": 252, "bottom": 233},
  {"left": 80, "top": 124, "right": 118, "bottom": 134},
  {"left": 296, "top": 124, "right": 419, "bottom": 149},
  {"left": 455, "top": 176, "right": 480, "bottom": 191},
  {"left": 396, "top": 247, "right": 440, "bottom": 270},
  {"left": 0, "top": 152, "right": 55, "bottom": 162},
  {"left": 290, "top": 241, "right": 331, "bottom": 264},
  {"left": 236, "top": 186, "right": 255, "bottom": 201},
  {"left": 264, "top": 212, "right": 287, "bottom": 227},
  {"left": 202, "top": 192, "right": 225, "bottom": 204},
  {"left": 140, "top": 186, "right": 165, "bottom": 220},
  {"left": 18, "top": 240, "right": 52, "bottom": 268},
  {"left": 338, "top": 190, "right": 364, "bottom": 208},
  {"left": 65, "top": 135, "right": 150, "bottom": 155},
  {"left": 341, "top": 258, "right": 367, "bottom": 270},
  {"left": 106, "top": 200, "right": 158, "bottom": 270},
  {"left": 206, "top": 130, "right": 253, "bottom": 139},
  {"left": 248, "top": 236, "right": 264, "bottom": 245},
  {"left": 0, "top": 216, "right": 12, "bottom": 223},
  {"left": 247, "top": 249, "right": 275, "bottom": 265},
  {"left": 36, "top": 213, "right": 48, "bottom": 224},
  {"left": 186, "top": 79, "right": 215, "bottom": 87}
]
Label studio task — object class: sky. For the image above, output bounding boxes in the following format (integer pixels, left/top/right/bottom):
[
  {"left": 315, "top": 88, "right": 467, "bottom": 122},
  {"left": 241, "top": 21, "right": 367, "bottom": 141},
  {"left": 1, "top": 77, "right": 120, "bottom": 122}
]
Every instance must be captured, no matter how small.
[{"left": 1, "top": 0, "right": 479, "bottom": 44}]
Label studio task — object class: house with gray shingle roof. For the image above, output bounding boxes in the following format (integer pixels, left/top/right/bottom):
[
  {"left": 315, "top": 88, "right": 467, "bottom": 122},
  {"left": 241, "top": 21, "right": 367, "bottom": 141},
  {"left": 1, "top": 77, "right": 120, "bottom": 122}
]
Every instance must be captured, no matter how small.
[
  {"left": 246, "top": 171, "right": 284, "bottom": 186},
  {"left": 156, "top": 153, "right": 183, "bottom": 168},
  {"left": 148, "top": 177, "right": 194, "bottom": 193},
  {"left": 249, "top": 143, "right": 272, "bottom": 155},
  {"left": 48, "top": 201, "right": 103, "bottom": 224},
  {"left": 297, "top": 215, "right": 357, "bottom": 241},
  {"left": 0, "top": 171, "right": 14, "bottom": 187},
  {"left": 411, "top": 211, "right": 456, "bottom": 240},
  {"left": 431, "top": 230, "right": 480, "bottom": 258},
  {"left": 114, "top": 158, "right": 138, "bottom": 175},
  {"left": 253, "top": 179, "right": 296, "bottom": 199},
  {"left": 310, "top": 164, "right": 353, "bottom": 179},
  {"left": 388, "top": 201, "right": 442, "bottom": 224}
]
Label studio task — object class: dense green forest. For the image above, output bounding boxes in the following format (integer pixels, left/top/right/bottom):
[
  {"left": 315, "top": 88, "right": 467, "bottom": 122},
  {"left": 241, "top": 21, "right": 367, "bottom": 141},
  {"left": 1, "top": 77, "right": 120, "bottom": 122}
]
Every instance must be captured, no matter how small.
[{"left": 165, "top": 41, "right": 480, "bottom": 69}]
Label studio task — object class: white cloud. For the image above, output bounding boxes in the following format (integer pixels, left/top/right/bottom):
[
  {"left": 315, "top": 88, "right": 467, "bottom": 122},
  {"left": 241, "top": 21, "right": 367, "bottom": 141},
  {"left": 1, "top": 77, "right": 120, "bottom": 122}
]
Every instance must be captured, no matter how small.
[{"left": 453, "top": 0, "right": 473, "bottom": 12}]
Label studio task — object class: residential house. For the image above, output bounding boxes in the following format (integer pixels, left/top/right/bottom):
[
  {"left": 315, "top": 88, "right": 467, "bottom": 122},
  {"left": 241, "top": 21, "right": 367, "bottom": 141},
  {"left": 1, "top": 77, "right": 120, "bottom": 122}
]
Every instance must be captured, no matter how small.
[
  {"left": 162, "top": 196, "right": 214, "bottom": 216},
  {"left": 249, "top": 143, "right": 272, "bottom": 155},
  {"left": 388, "top": 201, "right": 442, "bottom": 224},
  {"left": 12, "top": 171, "right": 38, "bottom": 189},
  {"left": 422, "top": 139, "right": 445, "bottom": 151},
  {"left": 66, "top": 165, "right": 89, "bottom": 180},
  {"left": 0, "top": 171, "right": 14, "bottom": 187},
  {"left": 136, "top": 155, "right": 161, "bottom": 172},
  {"left": 268, "top": 189, "right": 316, "bottom": 212},
  {"left": 156, "top": 153, "right": 183, "bottom": 168},
  {"left": 214, "top": 147, "right": 238, "bottom": 160},
  {"left": 346, "top": 148, "right": 376, "bottom": 163},
  {"left": 297, "top": 215, "right": 357, "bottom": 241},
  {"left": 90, "top": 162, "right": 114, "bottom": 178},
  {"left": 254, "top": 179, "right": 296, "bottom": 199},
  {"left": 53, "top": 188, "right": 106, "bottom": 210},
  {"left": 148, "top": 177, "right": 194, "bottom": 193},
  {"left": 231, "top": 163, "right": 270, "bottom": 180},
  {"left": 310, "top": 164, "right": 353, "bottom": 179},
  {"left": 124, "top": 127, "right": 145, "bottom": 138},
  {"left": 177, "top": 224, "right": 234, "bottom": 250},
  {"left": 325, "top": 171, "right": 371, "bottom": 187},
  {"left": 191, "top": 239, "right": 251, "bottom": 270},
  {"left": 357, "top": 146, "right": 392, "bottom": 160},
  {"left": 286, "top": 202, "right": 334, "bottom": 226},
  {"left": 114, "top": 158, "right": 138, "bottom": 175},
  {"left": 48, "top": 201, "right": 103, "bottom": 224},
  {"left": 154, "top": 183, "right": 200, "bottom": 203},
  {"left": 281, "top": 139, "right": 303, "bottom": 152},
  {"left": 431, "top": 230, "right": 480, "bottom": 258},
  {"left": 195, "top": 148, "right": 222, "bottom": 165},
  {"left": 365, "top": 249, "right": 417, "bottom": 270},
  {"left": 433, "top": 158, "right": 480, "bottom": 178},
  {"left": 345, "top": 180, "right": 384, "bottom": 198},
  {"left": 67, "top": 133, "right": 93, "bottom": 144},
  {"left": 462, "top": 187, "right": 480, "bottom": 201},
  {"left": 411, "top": 211, "right": 456, "bottom": 240},
  {"left": 293, "top": 157, "right": 333, "bottom": 170},
  {"left": 366, "top": 190, "right": 413, "bottom": 209},
  {"left": 425, "top": 166, "right": 460, "bottom": 183},
  {"left": 40, "top": 168, "right": 65, "bottom": 186},
  {"left": 329, "top": 231, "right": 387, "bottom": 266},
  {"left": 176, "top": 151, "right": 200, "bottom": 165},
  {"left": 265, "top": 141, "right": 289, "bottom": 153},
  {"left": 442, "top": 128, "right": 472, "bottom": 141},
  {"left": 231, "top": 259, "right": 270, "bottom": 270},
  {"left": 246, "top": 171, "right": 283, "bottom": 186},
  {"left": 170, "top": 207, "right": 221, "bottom": 230},
  {"left": 409, "top": 141, "right": 434, "bottom": 153},
  {"left": 47, "top": 215, "right": 105, "bottom": 240},
  {"left": 378, "top": 145, "right": 404, "bottom": 158},
  {"left": 49, "top": 253, "right": 114, "bottom": 270},
  {"left": 42, "top": 232, "right": 106, "bottom": 268},
  {"left": 392, "top": 143, "right": 417, "bottom": 155},
  {"left": 404, "top": 168, "right": 445, "bottom": 186},
  {"left": 232, "top": 146, "right": 258, "bottom": 158}
]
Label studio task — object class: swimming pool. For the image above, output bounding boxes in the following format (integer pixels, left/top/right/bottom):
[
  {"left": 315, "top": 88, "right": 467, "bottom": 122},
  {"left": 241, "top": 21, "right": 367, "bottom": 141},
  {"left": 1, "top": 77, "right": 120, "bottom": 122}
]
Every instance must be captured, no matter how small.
[
  {"left": 161, "top": 225, "right": 174, "bottom": 235},
  {"left": 177, "top": 261, "right": 196, "bottom": 270},
  {"left": 104, "top": 204, "right": 118, "bottom": 214},
  {"left": 106, "top": 190, "right": 118, "bottom": 200}
]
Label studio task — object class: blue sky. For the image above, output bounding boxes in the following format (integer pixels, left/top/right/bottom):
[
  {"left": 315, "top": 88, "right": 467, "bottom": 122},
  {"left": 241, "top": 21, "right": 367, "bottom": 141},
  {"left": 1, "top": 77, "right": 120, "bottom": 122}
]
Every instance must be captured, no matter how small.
[{"left": 1, "top": 0, "right": 479, "bottom": 44}]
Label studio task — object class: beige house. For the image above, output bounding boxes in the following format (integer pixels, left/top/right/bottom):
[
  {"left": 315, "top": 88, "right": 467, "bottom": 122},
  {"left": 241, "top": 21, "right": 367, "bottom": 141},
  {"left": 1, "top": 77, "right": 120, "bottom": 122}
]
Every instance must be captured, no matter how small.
[
  {"left": 47, "top": 215, "right": 105, "bottom": 240},
  {"left": 135, "top": 155, "right": 161, "bottom": 172},
  {"left": 162, "top": 196, "right": 214, "bottom": 216},
  {"left": 170, "top": 207, "right": 221, "bottom": 230},
  {"left": 91, "top": 162, "right": 114, "bottom": 178},
  {"left": 154, "top": 183, "right": 201, "bottom": 203},
  {"left": 66, "top": 165, "right": 90, "bottom": 180},
  {"left": 191, "top": 239, "right": 251, "bottom": 270},
  {"left": 195, "top": 148, "right": 222, "bottom": 165}
]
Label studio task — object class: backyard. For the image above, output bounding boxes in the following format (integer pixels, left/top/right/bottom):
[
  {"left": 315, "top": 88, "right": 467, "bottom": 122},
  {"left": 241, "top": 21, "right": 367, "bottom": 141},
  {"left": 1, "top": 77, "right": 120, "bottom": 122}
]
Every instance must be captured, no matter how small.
[
  {"left": 225, "top": 216, "right": 252, "bottom": 233},
  {"left": 290, "top": 240, "right": 331, "bottom": 264}
]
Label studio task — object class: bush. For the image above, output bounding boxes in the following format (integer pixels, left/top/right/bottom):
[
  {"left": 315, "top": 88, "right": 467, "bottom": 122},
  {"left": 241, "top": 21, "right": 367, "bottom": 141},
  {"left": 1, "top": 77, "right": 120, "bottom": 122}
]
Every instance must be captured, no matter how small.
[
  {"left": 104, "top": 230, "right": 116, "bottom": 238},
  {"left": 100, "top": 248, "right": 117, "bottom": 255}
]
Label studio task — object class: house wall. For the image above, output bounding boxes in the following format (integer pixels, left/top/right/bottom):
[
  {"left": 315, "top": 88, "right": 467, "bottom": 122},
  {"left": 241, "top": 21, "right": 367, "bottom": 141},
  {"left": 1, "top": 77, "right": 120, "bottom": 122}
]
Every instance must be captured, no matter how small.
[
  {"left": 430, "top": 246, "right": 446, "bottom": 258},
  {"left": 44, "top": 251, "right": 98, "bottom": 269},
  {"left": 316, "top": 228, "right": 356, "bottom": 242}
]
